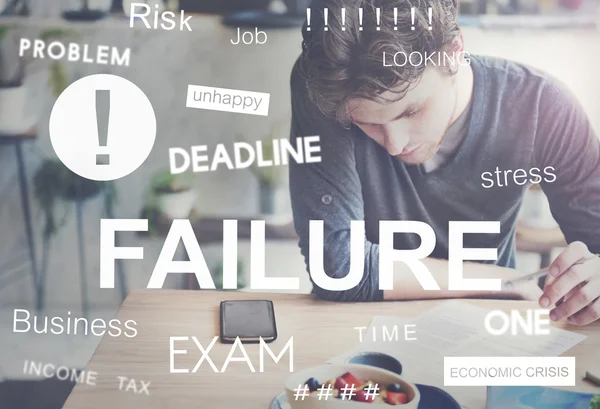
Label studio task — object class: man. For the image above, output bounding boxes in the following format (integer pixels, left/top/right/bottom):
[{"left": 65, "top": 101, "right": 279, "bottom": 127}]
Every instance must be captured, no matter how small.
[{"left": 289, "top": 0, "right": 600, "bottom": 325}]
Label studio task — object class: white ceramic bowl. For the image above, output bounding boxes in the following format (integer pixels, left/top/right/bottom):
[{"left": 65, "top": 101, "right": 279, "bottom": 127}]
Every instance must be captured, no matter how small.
[
  {"left": 157, "top": 189, "right": 197, "bottom": 219},
  {"left": 285, "top": 364, "right": 420, "bottom": 409}
]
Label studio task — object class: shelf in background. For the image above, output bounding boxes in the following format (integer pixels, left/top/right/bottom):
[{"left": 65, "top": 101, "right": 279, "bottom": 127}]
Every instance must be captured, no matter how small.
[
  {"left": 139, "top": 207, "right": 298, "bottom": 244},
  {"left": 458, "top": 12, "right": 598, "bottom": 29},
  {"left": 0, "top": 127, "right": 37, "bottom": 144}
]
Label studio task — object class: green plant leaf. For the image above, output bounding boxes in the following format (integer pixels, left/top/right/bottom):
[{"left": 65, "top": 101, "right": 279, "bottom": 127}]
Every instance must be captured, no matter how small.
[
  {"left": 150, "top": 169, "right": 191, "bottom": 193},
  {"left": 39, "top": 27, "right": 77, "bottom": 97},
  {"left": 0, "top": 26, "right": 14, "bottom": 42},
  {"left": 33, "top": 159, "right": 67, "bottom": 238},
  {"left": 48, "top": 61, "right": 68, "bottom": 97},
  {"left": 39, "top": 28, "right": 79, "bottom": 42},
  {"left": 33, "top": 158, "right": 116, "bottom": 238},
  {"left": 249, "top": 122, "right": 288, "bottom": 188},
  {"left": 212, "top": 260, "right": 245, "bottom": 290},
  {"left": 0, "top": 23, "right": 21, "bottom": 40}
]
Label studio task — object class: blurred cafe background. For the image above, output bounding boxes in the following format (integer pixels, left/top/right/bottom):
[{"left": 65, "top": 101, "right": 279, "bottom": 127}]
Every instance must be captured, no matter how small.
[{"left": 0, "top": 0, "right": 598, "bottom": 407}]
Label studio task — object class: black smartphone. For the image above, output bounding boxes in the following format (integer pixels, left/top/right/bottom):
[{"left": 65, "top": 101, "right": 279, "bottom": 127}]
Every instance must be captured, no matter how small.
[{"left": 219, "top": 300, "right": 277, "bottom": 343}]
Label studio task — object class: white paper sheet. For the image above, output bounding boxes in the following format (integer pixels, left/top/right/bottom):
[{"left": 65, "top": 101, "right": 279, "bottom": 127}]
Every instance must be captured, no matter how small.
[{"left": 408, "top": 300, "right": 586, "bottom": 357}]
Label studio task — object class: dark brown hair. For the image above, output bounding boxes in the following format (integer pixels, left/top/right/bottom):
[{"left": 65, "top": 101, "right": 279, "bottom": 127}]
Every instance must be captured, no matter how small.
[{"left": 300, "top": 0, "right": 460, "bottom": 125}]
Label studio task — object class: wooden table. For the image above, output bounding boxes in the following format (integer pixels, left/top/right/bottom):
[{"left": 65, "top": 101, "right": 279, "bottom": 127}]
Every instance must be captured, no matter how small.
[{"left": 62, "top": 291, "right": 600, "bottom": 409}]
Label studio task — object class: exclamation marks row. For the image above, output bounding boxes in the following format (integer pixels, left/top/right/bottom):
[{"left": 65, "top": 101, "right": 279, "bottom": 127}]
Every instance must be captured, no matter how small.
[
  {"left": 408, "top": 7, "right": 433, "bottom": 31},
  {"left": 305, "top": 7, "right": 433, "bottom": 32},
  {"left": 306, "top": 7, "right": 357, "bottom": 31}
]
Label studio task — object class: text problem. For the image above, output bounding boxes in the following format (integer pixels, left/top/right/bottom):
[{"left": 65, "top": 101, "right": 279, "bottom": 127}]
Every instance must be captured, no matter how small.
[{"left": 19, "top": 39, "right": 131, "bottom": 67}]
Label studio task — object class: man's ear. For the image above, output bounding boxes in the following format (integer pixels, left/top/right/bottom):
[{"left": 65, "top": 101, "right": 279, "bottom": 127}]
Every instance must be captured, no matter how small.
[
  {"left": 450, "top": 32, "right": 467, "bottom": 69},
  {"left": 453, "top": 32, "right": 465, "bottom": 54}
]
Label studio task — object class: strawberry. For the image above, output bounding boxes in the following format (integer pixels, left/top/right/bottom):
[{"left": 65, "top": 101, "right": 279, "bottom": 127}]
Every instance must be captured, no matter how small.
[
  {"left": 386, "top": 392, "right": 408, "bottom": 405},
  {"left": 353, "top": 390, "right": 375, "bottom": 403},
  {"left": 334, "top": 377, "right": 348, "bottom": 390},
  {"left": 341, "top": 372, "right": 363, "bottom": 388}
]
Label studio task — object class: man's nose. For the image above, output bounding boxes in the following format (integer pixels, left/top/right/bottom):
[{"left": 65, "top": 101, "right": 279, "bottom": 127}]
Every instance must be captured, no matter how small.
[{"left": 381, "top": 123, "right": 409, "bottom": 156}]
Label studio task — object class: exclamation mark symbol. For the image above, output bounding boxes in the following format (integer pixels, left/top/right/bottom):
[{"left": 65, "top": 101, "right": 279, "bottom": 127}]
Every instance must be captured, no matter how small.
[
  {"left": 394, "top": 7, "right": 398, "bottom": 30},
  {"left": 358, "top": 8, "right": 363, "bottom": 31},
  {"left": 376, "top": 8, "right": 381, "bottom": 31},
  {"left": 323, "top": 8, "right": 329, "bottom": 31},
  {"left": 306, "top": 8, "right": 311, "bottom": 31},
  {"left": 95, "top": 90, "right": 110, "bottom": 165},
  {"left": 411, "top": 7, "right": 416, "bottom": 30},
  {"left": 428, "top": 7, "right": 433, "bottom": 30},
  {"left": 341, "top": 8, "right": 346, "bottom": 31}
]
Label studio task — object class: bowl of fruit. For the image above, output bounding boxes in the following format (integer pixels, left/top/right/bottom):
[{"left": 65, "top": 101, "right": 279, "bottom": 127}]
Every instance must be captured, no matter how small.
[{"left": 285, "top": 364, "right": 420, "bottom": 408}]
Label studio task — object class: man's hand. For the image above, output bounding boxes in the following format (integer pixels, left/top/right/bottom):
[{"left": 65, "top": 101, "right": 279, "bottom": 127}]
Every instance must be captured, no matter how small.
[{"left": 539, "top": 241, "right": 600, "bottom": 326}]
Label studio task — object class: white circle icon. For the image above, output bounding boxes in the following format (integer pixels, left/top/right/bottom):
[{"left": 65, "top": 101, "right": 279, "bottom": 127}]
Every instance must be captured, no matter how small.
[{"left": 49, "top": 74, "right": 156, "bottom": 181}]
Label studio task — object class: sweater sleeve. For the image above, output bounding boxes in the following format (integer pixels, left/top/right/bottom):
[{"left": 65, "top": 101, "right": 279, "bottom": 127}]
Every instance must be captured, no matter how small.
[
  {"left": 288, "top": 60, "right": 383, "bottom": 302},
  {"left": 534, "top": 77, "right": 600, "bottom": 253}
]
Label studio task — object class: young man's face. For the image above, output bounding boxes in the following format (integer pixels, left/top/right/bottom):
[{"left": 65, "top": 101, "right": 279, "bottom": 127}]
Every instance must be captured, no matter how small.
[{"left": 349, "top": 67, "right": 457, "bottom": 165}]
